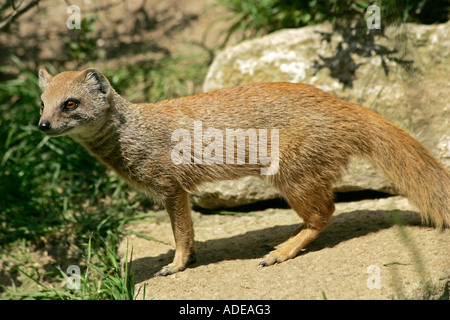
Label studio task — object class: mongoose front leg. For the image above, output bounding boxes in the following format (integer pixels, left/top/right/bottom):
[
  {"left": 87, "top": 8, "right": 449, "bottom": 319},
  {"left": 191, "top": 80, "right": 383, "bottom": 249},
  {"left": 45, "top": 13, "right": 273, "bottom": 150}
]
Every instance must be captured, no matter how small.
[{"left": 156, "top": 189, "right": 196, "bottom": 276}]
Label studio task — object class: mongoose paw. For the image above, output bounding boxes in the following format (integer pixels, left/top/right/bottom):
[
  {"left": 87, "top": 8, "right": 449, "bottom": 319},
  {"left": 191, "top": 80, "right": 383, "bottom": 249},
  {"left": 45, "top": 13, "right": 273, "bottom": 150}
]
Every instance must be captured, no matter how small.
[
  {"left": 259, "top": 249, "right": 290, "bottom": 267},
  {"left": 155, "top": 263, "right": 185, "bottom": 276},
  {"left": 155, "top": 252, "right": 196, "bottom": 276}
]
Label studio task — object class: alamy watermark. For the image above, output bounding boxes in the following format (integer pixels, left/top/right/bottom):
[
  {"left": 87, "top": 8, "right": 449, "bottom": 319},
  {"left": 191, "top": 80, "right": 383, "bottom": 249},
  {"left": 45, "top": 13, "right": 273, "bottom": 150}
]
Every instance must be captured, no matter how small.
[
  {"left": 366, "top": 5, "right": 381, "bottom": 30},
  {"left": 367, "top": 265, "right": 381, "bottom": 290},
  {"left": 171, "top": 121, "right": 279, "bottom": 175},
  {"left": 66, "top": 265, "right": 81, "bottom": 290},
  {"left": 67, "top": 5, "right": 81, "bottom": 29}
]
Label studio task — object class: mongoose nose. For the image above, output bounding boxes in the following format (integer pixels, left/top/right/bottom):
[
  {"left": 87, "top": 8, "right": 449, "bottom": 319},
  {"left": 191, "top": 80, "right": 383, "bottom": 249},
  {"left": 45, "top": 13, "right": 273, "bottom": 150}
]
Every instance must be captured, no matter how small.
[{"left": 39, "top": 120, "right": 52, "bottom": 132}]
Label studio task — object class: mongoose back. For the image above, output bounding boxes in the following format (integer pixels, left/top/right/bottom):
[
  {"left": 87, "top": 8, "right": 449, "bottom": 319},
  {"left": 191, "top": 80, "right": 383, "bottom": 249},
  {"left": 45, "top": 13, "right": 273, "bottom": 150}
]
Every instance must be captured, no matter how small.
[{"left": 38, "top": 68, "right": 450, "bottom": 275}]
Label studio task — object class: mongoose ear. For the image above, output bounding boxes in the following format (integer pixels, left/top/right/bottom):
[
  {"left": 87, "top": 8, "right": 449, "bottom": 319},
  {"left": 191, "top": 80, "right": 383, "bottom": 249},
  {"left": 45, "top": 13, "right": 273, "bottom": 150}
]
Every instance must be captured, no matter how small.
[
  {"left": 79, "top": 68, "right": 111, "bottom": 95},
  {"left": 38, "top": 69, "right": 52, "bottom": 90}
]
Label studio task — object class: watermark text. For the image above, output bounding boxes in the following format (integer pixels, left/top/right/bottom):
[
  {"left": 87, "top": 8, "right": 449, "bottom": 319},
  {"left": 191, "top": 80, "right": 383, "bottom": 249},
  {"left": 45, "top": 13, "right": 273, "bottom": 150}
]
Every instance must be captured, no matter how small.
[{"left": 171, "top": 121, "right": 279, "bottom": 175}]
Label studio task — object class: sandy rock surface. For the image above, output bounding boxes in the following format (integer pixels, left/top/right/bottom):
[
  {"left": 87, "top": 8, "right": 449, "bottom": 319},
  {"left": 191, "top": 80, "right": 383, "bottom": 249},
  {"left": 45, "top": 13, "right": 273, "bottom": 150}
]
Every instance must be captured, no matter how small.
[{"left": 118, "top": 196, "right": 449, "bottom": 300}]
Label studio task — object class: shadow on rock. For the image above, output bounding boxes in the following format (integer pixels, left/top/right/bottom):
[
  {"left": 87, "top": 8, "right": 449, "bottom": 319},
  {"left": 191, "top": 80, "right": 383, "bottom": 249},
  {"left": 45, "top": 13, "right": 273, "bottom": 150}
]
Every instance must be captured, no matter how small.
[{"left": 130, "top": 208, "right": 422, "bottom": 283}]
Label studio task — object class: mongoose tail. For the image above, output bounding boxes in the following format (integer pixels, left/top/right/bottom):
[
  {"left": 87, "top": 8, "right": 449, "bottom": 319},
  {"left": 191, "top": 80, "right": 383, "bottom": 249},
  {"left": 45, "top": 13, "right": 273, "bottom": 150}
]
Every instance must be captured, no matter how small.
[{"left": 366, "top": 112, "right": 450, "bottom": 228}]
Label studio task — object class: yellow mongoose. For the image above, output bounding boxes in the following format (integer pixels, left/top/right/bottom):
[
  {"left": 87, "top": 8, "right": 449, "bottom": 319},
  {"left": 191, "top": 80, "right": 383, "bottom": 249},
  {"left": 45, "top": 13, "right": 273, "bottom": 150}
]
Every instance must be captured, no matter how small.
[{"left": 38, "top": 68, "right": 450, "bottom": 276}]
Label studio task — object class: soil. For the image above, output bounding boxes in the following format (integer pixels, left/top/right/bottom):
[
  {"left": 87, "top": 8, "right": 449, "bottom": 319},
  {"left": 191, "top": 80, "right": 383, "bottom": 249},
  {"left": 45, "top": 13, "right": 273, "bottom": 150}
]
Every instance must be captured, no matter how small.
[{"left": 0, "top": 0, "right": 234, "bottom": 72}]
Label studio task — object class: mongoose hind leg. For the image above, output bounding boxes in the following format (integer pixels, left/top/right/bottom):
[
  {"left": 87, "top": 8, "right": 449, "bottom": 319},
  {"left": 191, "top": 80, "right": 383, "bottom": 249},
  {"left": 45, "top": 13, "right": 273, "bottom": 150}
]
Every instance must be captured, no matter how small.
[{"left": 260, "top": 187, "right": 335, "bottom": 266}]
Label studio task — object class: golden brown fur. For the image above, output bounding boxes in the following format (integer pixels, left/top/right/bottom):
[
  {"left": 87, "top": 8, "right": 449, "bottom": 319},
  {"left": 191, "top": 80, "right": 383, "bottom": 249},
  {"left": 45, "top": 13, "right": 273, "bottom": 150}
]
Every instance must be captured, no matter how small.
[{"left": 38, "top": 68, "right": 450, "bottom": 275}]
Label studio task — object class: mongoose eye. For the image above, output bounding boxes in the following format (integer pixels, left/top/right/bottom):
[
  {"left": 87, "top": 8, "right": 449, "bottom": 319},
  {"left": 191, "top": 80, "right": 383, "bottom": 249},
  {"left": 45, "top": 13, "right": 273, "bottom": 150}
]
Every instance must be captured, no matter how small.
[
  {"left": 40, "top": 101, "right": 44, "bottom": 111},
  {"left": 64, "top": 100, "right": 78, "bottom": 110}
]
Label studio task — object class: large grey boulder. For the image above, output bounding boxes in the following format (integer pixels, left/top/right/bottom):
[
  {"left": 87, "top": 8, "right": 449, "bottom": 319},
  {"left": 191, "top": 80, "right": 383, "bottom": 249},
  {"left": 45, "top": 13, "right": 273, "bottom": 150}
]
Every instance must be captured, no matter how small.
[{"left": 192, "top": 21, "right": 450, "bottom": 209}]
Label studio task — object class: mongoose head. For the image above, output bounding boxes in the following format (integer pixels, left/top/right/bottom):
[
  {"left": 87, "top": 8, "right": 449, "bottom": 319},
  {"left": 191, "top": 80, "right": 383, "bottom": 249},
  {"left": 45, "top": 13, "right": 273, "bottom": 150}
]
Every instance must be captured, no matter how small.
[{"left": 38, "top": 68, "right": 112, "bottom": 138}]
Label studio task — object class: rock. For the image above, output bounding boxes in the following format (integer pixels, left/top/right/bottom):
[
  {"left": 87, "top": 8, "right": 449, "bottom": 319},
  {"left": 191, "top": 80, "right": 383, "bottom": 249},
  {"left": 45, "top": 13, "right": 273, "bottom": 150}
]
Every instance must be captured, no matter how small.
[
  {"left": 191, "top": 176, "right": 279, "bottom": 209},
  {"left": 119, "top": 196, "right": 450, "bottom": 299},
  {"left": 192, "top": 21, "right": 450, "bottom": 209}
]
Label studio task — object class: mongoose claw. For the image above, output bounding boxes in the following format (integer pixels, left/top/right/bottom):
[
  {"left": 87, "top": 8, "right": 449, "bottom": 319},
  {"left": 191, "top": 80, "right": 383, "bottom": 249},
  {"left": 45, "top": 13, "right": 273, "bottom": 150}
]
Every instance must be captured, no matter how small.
[{"left": 259, "top": 256, "right": 281, "bottom": 267}]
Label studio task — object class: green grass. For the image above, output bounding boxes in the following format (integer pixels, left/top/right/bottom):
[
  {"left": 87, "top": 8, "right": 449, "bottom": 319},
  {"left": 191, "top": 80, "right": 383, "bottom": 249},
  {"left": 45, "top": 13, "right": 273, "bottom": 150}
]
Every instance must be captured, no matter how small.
[
  {"left": 0, "top": 51, "right": 208, "bottom": 299},
  {"left": 209, "top": 0, "right": 441, "bottom": 47},
  {"left": 2, "top": 238, "right": 137, "bottom": 300}
]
